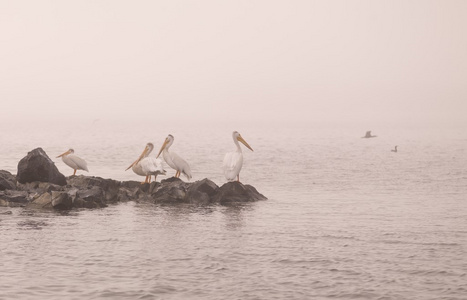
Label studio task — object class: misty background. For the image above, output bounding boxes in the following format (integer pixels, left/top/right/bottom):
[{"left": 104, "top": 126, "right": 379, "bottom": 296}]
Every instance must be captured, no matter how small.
[{"left": 1, "top": 1, "right": 466, "bottom": 126}]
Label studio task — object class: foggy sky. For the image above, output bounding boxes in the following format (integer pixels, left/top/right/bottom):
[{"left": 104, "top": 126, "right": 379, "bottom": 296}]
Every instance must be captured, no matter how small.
[{"left": 1, "top": 0, "right": 466, "bottom": 125}]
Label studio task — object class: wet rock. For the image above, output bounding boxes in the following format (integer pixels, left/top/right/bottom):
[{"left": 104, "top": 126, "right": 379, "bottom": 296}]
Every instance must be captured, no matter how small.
[
  {"left": 117, "top": 187, "right": 139, "bottom": 202},
  {"left": 0, "top": 190, "right": 30, "bottom": 207},
  {"left": 17, "top": 181, "right": 62, "bottom": 194},
  {"left": 151, "top": 177, "right": 189, "bottom": 203},
  {"left": 26, "top": 192, "right": 53, "bottom": 209},
  {"left": 75, "top": 186, "right": 107, "bottom": 208},
  {"left": 67, "top": 175, "right": 120, "bottom": 204},
  {"left": 0, "top": 170, "right": 16, "bottom": 191},
  {"left": 185, "top": 178, "right": 219, "bottom": 204},
  {"left": 16, "top": 148, "right": 67, "bottom": 186},
  {"left": 212, "top": 181, "right": 267, "bottom": 203},
  {"left": 51, "top": 191, "right": 73, "bottom": 210}
]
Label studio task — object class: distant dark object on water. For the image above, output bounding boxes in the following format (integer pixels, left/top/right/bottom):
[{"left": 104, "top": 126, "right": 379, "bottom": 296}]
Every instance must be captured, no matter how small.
[
  {"left": 391, "top": 146, "right": 398, "bottom": 153},
  {"left": 362, "top": 131, "right": 377, "bottom": 138}
]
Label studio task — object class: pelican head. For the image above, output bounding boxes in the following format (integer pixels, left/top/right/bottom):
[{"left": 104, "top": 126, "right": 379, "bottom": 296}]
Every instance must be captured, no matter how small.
[
  {"left": 156, "top": 134, "right": 174, "bottom": 158},
  {"left": 233, "top": 131, "right": 253, "bottom": 151},
  {"left": 57, "top": 148, "right": 74, "bottom": 158},
  {"left": 125, "top": 143, "right": 154, "bottom": 171}
]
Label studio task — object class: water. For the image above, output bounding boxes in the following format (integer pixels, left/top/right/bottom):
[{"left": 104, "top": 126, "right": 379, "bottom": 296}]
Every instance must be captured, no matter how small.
[{"left": 1, "top": 120, "right": 466, "bottom": 299}]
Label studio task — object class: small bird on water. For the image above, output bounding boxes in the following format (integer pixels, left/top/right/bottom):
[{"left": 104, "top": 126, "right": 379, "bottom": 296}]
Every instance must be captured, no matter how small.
[
  {"left": 362, "top": 131, "right": 377, "bottom": 138},
  {"left": 391, "top": 146, "right": 398, "bottom": 153},
  {"left": 57, "top": 149, "right": 89, "bottom": 176}
]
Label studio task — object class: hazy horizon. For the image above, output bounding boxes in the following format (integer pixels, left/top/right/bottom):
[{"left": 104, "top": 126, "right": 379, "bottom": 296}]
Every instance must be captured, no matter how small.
[{"left": 2, "top": 1, "right": 466, "bottom": 125}]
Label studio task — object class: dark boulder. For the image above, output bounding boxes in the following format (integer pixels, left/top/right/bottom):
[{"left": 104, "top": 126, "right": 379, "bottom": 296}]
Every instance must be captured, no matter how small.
[
  {"left": 0, "top": 190, "right": 29, "bottom": 207},
  {"left": 0, "top": 170, "right": 16, "bottom": 190},
  {"left": 151, "top": 177, "right": 190, "bottom": 203},
  {"left": 212, "top": 181, "right": 267, "bottom": 203},
  {"left": 17, "top": 181, "right": 62, "bottom": 194},
  {"left": 75, "top": 186, "right": 107, "bottom": 208},
  {"left": 26, "top": 192, "right": 53, "bottom": 209},
  {"left": 67, "top": 175, "right": 121, "bottom": 204},
  {"left": 185, "top": 178, "right": 219, "bottom": 204},
  {"left": 16, "top": 148, "right": 67, "bottom": 186},
  {"left": 51, "top": 191, "right": 73, "bottom": 210}
]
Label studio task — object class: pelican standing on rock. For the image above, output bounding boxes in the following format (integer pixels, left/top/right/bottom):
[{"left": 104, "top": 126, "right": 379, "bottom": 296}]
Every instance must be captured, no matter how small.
[
  {"left": 156, "top": 134, "right": 192, "bottom": 180},
  {"left": 57, "top": 149, "right": 89, "bottom": 176},
  {"left": 222, "top": 131, "right": 254, "bottom": 182},
  {"left": 126, "top": 143, "right": 166, "bottom": 184}
]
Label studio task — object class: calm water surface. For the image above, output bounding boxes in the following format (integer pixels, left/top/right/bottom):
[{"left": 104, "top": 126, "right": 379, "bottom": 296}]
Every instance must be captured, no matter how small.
[{"left": 1, "top": 121, "right": 466, "bottom": 299}]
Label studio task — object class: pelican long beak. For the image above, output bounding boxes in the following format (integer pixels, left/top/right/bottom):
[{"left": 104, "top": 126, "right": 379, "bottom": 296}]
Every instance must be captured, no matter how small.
[
  {"left": 125, "top": 146, "right": 149, "bottom": 171},
  {"left": 56, "top": 150, "right": 72, "bottom": 158},
  {"left": 156, "top": 138, "right": 169, "bottom": 158},
  {"left": 237, "top": 135, "right": 253, "bottom": 151}
]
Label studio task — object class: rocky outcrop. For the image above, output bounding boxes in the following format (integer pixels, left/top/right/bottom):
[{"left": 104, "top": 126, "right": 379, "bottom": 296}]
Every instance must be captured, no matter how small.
[
  {"left": 0, "top": 174, "right": 267, "bottom": 209},
  {"left": 16, "top": 148, "right": 67, "bottom": 186},
  {"left": 212, "top": 181, "right": 268, "bottom": 203},
  {"left": 0, "top": 190, "right": 29, "bottom": 207},
  {"left": 0, "top": 148, "right": 267, "bottom": 210},
  {"left": 0, "top": 170, "right": 16, "bottom": 190}
]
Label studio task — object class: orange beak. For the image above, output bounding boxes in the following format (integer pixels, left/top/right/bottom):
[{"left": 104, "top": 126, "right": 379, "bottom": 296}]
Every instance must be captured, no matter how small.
[
  {"left": 237, "top": 135, "right": 253, "bottom": 151},
  {"left": 156, "top": 138, "right": 169, "bottom": 158},
  {"left": 57, "top": 150, "right": 72, "bottom": 158}
]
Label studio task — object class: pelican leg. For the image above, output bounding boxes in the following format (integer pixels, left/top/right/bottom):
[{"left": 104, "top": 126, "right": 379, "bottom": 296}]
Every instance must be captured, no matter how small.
[
  {"left": 175, "top": 171, "right": 180, "bottom": 178},
  {"left": 148, "top": 175, "right": 152, "bottom": 184},
  {"left": 237, "top": 175, "right": 240, "bottom": 182},
  {"left": 141, "top": 176, "right": 148, "bottom": 184},
  {"left": 73, "top": 169, "right": 77, "bottom": 176}
]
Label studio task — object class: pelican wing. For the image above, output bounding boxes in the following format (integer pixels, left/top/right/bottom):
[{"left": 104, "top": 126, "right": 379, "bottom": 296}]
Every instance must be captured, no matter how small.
[
  {"left": 170, "top": 151, "right": 192, "bottom": 180},
  {"left": 222, "top": 151, "right": 243, "bottom": 181},
  {"left": 140, "top": 157, "right": 166, "bottom": 176},
  {"left": 66, "top": 154, "right": 89, "bottom": 172},
  {"left": 162, "top": 151, "right": 177, "bottom": 170}
]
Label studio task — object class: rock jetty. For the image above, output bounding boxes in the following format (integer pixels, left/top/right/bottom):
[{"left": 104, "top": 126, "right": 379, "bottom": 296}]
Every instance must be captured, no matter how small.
[{"left": 0, "top": 148, "right": 267, "bottom": 210}]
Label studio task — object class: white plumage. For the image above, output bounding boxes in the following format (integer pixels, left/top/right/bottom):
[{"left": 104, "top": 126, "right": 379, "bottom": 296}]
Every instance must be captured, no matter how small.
[
  {"left": 57, "top": 149, "right": 89, "bottom": 176},
  {"left": 156, "top": 134, "right": 192, "bottom": 180},
  {"left": 126, "top": 143, "right": 166, "bottom": 184},
  {"left": 222, "top": 131, "right": 253, "bottom": 182}
]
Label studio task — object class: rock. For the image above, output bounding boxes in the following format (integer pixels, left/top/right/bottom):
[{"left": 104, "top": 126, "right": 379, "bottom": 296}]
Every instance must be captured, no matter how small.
[
  {"left": 212, "top": 181, "right": 267, "bottom": 203},
  {"left": 117, "top": 187, "right": 140, "bottom": 202},
  {"left": 51, "top": 191, "right": 73, "bottom": 210},
  {"left": 16, "top": 148, "right": 67, "bottom": 186},
  {"left": 75, "top": 186, "right": 107, "bottom": 208},
  {"left": 0, "top": 190, "right": 30, "bottom": 207},
  {"left": 0, "top": 170, "right": 16, "bottom": 191},
  {"left": 185, "top": 178, "right": 219, "bottom": 204},
  {"left": 26, "top": 192, "right": 53, "bottom": 209},
  {"left": 151, "top": 177, "right": 189, "bottom": 203},
  {"left": 3, "top": 149, "right": 269, "bottom": 209},
  {"left": 17, "top": 181, "right": 62, "bottom": 194},
  {"left": 67, "top": 175, "right": 120, "bottom": 204}
]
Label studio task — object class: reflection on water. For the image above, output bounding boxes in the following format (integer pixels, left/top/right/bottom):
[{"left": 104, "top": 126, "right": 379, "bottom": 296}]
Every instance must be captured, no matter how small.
[{"left": 1, "top": 121, "right": 467, "bottom": 299}]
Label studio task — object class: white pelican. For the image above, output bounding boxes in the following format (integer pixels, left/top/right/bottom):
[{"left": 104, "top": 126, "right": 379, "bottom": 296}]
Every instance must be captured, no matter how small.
[
  {"left": 391, "top": 145, "right": 398, "bottom": 153},
  {"left": 362, "top": 131, "right": 377, "bottom": 138},
  {"left": 126, "top": 143, "right": 166, "bottom": 184},
  {"left": 57, "top": 149, "right": 89, "bottom": 176},
  {"left": 156, "top": 134, "right": 192, "bottom": 180},
  {"left": 222, "top": 131, "right": 253, "bottom": 182}
]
